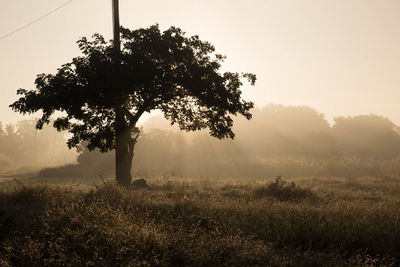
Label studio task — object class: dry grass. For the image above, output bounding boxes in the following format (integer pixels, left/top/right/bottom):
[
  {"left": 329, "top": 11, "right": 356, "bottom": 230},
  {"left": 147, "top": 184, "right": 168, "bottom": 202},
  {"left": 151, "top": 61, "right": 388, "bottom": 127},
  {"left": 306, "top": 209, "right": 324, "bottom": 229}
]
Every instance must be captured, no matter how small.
[
  {"left": 253, "top": 176, "right": 315, "bottom": 201},
  {"left": 0, "top": 176, "right": 399, "bottom": 266}
]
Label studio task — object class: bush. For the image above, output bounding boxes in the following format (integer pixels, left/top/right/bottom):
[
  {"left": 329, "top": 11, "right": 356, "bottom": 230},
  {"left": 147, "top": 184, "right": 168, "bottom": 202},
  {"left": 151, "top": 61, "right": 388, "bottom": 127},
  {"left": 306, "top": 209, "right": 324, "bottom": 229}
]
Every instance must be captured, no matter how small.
[{"left": 253, "top": 176, "right": 315, "bottom": 201}]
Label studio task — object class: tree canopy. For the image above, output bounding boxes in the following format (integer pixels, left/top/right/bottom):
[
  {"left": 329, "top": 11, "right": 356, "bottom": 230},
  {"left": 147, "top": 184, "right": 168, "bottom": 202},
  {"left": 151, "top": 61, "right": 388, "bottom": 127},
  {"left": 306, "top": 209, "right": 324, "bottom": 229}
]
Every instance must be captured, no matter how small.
[{"left": 10, "top": 25, "right": 255, "bottom": 155}]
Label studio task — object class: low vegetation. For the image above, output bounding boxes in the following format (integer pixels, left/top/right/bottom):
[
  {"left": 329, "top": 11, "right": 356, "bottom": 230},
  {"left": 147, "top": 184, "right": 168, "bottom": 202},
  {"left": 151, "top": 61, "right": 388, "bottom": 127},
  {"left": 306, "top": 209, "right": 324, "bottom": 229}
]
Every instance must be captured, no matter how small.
[
  {"left": 253, "top": 176, "right": 315, "bottom": 201},
  {"left": 0, "top": 176, "right": 399, "bottom": 266}
]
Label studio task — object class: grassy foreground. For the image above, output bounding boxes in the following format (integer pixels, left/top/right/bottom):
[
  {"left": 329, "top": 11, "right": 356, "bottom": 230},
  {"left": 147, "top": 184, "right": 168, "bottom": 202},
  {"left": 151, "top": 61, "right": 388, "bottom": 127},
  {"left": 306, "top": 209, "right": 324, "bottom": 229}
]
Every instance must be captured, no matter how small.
[{"left": 0, "top": 176, "right": 399, "bottom": 266}]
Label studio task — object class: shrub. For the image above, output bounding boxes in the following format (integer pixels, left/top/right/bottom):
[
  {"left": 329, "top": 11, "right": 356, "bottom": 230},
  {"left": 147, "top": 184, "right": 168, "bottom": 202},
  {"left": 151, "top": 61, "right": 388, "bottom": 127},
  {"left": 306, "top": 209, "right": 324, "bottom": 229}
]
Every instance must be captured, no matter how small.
[{"left": 253, "top": 176, "right": 315, "bottom": 201}]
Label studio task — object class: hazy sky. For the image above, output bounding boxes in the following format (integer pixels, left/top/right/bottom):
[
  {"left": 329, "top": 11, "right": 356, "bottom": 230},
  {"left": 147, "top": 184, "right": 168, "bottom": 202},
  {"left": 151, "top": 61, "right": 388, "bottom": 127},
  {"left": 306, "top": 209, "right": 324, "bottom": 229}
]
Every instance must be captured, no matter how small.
[{"left": 0, "top": 0, "right": 399, "bottom": 125}]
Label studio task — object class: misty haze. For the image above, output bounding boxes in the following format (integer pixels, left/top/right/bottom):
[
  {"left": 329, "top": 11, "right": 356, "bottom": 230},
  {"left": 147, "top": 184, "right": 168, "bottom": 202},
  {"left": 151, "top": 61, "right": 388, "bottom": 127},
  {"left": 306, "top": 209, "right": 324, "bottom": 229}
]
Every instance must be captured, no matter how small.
[{"left": 1, "top": 0, "right": 400, "bottom": 266}]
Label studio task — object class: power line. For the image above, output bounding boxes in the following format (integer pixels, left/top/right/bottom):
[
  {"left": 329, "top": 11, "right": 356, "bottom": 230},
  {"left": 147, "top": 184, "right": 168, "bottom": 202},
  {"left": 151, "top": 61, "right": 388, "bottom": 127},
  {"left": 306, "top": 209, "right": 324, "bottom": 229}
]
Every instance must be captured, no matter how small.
[{"left": 0, "top": 0, "right": 74, "bottom": 41}]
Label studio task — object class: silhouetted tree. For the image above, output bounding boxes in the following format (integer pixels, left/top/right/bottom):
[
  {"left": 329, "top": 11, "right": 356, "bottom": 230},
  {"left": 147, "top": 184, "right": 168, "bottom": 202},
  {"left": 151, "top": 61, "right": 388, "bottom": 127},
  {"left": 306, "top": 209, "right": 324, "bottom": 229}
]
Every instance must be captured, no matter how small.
[{"left": 10, "top": 25, "right": 256, "bottom": 186}]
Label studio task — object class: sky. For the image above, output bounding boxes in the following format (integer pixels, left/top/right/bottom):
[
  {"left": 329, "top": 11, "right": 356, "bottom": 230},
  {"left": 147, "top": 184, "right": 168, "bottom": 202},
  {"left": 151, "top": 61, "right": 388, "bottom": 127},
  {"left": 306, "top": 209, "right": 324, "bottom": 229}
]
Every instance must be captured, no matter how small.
[{"left": 0, "top": 0, "right": 399, "bottom": 126}]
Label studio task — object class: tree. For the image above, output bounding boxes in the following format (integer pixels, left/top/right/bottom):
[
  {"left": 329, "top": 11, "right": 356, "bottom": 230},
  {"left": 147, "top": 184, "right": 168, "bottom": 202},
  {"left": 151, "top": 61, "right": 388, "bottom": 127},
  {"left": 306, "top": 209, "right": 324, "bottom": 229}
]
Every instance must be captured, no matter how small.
[
  {"left": 10, "top": 25, "right": 256, "bottom": 186},
  {"left": 332, "top": 114, "right": 400, "bottom": 159},
  {"left": 234, "top": 105, "right": 339, "bottom": 158}
]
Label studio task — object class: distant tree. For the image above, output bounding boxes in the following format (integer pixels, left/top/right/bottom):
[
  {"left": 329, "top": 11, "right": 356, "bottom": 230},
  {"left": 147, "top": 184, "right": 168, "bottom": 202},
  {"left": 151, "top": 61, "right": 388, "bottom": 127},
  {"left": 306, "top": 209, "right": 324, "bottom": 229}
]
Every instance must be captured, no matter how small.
[
  {"left": 0, "top": 122, "right": 5, "bottom": 148},
  {"left": 234, "top": 105, "right": 339, "bottom": 158},
  {"left": 332, "top": 114, "right": 400, "bottom": 159},
  {"left": 0, "top": 122, "right": 4, "bottom": 136},
  {"left": 4, "top": 124, "right": 18, "bottom": 138},
  {"left": 10, "top": 25, "right": 256, "bottom": 186},
  {"left": 0, "top": 119, "right": 76, "bottom": 168}
]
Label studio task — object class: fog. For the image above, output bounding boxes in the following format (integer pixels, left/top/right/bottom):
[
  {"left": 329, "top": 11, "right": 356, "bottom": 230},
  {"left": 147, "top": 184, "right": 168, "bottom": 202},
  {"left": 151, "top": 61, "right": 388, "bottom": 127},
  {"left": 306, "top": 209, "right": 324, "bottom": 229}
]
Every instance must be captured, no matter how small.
[
  {"left": 4, "top": 104, "right": 397, "bottom": 180},
  {"left": 0, "top": 119, "right": 76, "bottom": 172},
  {"left": 2, "top": 0, "right": 400, "bottom": 126}
]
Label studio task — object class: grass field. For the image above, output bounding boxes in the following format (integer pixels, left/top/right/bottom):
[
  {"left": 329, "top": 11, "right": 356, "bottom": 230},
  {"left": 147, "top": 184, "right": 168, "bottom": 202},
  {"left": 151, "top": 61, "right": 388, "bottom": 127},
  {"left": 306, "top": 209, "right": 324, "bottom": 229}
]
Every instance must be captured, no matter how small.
[{"left": 0, "top": 176, "right": 399, "bottom": 266}]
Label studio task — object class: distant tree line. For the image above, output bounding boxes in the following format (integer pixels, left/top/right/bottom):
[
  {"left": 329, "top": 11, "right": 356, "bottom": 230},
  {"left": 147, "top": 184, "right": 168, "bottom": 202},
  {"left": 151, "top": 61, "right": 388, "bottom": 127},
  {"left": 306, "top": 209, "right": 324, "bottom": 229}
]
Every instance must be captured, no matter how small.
[
  {"left": 234, "top": 105, "right": 400, "bottom": 159},
  {"left": 0, "top": 120, "right": 76, "bottom": 171},
  {"left": 37, "top": 104, "right": 400, "bottom": 179}
]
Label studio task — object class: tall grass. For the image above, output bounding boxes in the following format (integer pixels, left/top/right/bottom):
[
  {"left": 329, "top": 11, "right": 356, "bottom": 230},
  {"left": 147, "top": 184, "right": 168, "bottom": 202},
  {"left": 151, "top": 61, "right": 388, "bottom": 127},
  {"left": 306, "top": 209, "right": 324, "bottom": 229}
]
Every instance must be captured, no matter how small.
[{"left": 0, "top": 177, "right": 399, "bottom": 266}]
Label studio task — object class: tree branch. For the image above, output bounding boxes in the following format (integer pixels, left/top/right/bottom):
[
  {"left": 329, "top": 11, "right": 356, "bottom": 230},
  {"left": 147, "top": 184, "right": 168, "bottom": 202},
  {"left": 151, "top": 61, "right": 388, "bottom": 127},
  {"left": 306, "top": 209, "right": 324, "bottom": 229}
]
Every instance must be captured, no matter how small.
[{"left": 124, "top": 99, "right": 153, "bottom": 127}]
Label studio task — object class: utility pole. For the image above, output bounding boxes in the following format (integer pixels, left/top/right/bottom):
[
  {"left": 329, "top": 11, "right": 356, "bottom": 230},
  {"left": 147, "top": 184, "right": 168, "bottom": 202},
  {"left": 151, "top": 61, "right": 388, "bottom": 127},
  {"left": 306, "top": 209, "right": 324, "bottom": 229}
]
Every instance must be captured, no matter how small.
[
  {"left": 112, "top": 0, "right": 120, "bottom": 57},
  {"left": 112, "top": 0, "right": 131, "bottom": 185}
]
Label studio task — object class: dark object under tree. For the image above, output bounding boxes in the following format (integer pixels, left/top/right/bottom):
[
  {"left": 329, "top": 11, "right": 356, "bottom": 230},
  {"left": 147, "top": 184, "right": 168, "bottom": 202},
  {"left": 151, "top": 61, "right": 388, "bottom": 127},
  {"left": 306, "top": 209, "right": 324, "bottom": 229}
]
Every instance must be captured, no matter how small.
[{"left": 10, "top": 25, "right": 256, "bottom": 186}]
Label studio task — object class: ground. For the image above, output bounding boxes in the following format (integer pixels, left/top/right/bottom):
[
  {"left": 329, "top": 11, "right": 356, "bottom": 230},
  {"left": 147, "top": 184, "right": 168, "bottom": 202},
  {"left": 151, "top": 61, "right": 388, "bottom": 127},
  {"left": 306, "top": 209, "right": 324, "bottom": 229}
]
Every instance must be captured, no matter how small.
[{"left": 0, "top": 175, "right": 399, "bottom": 266}]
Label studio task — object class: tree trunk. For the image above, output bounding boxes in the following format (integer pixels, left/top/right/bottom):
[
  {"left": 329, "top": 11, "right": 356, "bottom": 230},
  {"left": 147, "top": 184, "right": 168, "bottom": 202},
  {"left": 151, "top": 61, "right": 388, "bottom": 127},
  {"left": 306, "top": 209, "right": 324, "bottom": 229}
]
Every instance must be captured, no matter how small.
[{"left": 115, "top": 107, "right": 135, "bottom": 186}]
